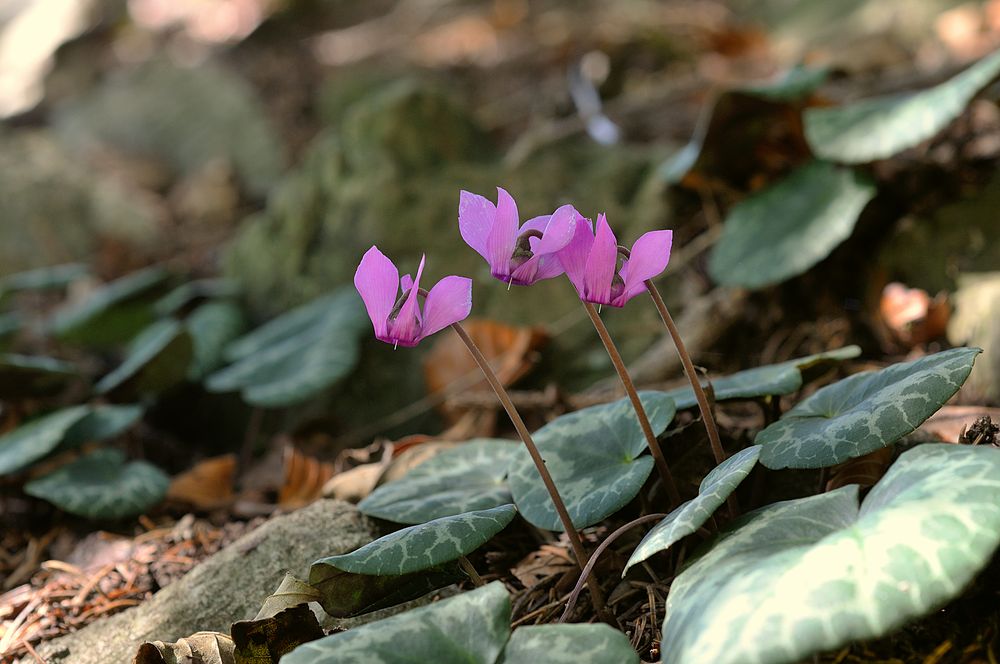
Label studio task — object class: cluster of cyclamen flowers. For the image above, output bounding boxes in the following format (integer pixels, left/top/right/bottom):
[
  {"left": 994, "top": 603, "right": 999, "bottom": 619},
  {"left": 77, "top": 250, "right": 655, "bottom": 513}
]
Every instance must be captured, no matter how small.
[{"left": 354, "top": 187, "right": 673, "bottom": 346}]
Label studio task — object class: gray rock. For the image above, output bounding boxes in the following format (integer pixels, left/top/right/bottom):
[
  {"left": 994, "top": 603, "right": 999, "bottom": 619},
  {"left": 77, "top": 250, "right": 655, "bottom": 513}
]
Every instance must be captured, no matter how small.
[{"left": 35, "top": 500, "right": 377, "bottom": 664}]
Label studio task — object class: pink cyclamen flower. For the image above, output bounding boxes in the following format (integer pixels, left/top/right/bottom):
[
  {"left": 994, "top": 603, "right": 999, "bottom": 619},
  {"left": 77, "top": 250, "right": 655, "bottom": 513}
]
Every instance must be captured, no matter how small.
[
  {"left": 459, "top": 187, "right": 578, "bottom": 286},
  {"left": 558, "top": 213, "right": 672, "bottom": 308},
  {"left": 354, "top": 246, "right": 472, "bottom": 348}
]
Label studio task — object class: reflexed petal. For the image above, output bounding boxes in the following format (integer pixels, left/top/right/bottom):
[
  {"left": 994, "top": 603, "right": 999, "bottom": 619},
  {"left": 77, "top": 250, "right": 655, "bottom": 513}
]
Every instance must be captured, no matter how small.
[
  {"left": 459, "top": 190, "right": 495, "bottom": 261},
  {"left": 354, "top": 246, "right": 399, "bottom": 338},
  {"left": 486, "top": 187, "right": 519, "bottom": 278},
  {"left": 532, "top": 254, "right": 567, "bottom": 281},
  {"left": 556, "top": 214, "right": 594, "bottom": 296},
  {"left": 420, "top": 276, "right": 473, "bottom": 340},
  {"left": 583, "top": 214, "right": 617, "bottom": 304},
  {"left": 530, "top": 204, "right": 577, "bottom": 256},
  {"left": 620, "top": 230, "right": 673, "bottom": 303},
  {"left": 390, "top": 255, "right": 425, "bottom": 344},
  {"left": 400, "top": 274, "right": 413, "bottom": 293}
]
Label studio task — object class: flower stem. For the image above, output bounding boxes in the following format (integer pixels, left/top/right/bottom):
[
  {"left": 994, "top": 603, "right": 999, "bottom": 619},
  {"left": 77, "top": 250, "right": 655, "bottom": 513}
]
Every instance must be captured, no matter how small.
[
  {"left": 644, "top": 281, "right": 726, "bottom": 466},
  {"left": 582, "top": 302, "right": 682, "bottom": 507},
  {"left": 458, "top": 555, "right": 484, "bottom": 587},
  {"left": 558, "top": 512, "right": 667, "bottom": 623},
  {"left": 449, "top": 321, "right": 613, "bottom": 623}
]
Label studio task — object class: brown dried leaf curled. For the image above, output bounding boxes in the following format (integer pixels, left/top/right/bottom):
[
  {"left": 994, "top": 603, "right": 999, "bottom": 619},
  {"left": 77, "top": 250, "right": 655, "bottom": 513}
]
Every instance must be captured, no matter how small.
[{"left": 133, "top": 631, "right": 235, "bottom": 664}]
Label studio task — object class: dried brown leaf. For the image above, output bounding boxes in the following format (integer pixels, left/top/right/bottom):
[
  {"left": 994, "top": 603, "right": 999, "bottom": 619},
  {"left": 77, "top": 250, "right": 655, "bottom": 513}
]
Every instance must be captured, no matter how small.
[
  {"left": 167, "top": 455, "right": 237, "bottom": 509},
  {"left": 918, "top": 405, "right": 1000, "bottom": 442},
  {"left": 511, "top": 543, "right": 575, "bottom": 590},
  {"left": 278, "top": 447, "right": 335, "bottom": 509},
  {"left": 133, "top": 631, "right": 235, "bottom": 664},
  {"left": 825, "top": 447, "right": 895, "bottom": 492}
]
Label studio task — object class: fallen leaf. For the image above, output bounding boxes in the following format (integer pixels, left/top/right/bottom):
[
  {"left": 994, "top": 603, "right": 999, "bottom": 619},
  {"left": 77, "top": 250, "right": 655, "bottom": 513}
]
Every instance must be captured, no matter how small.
[
  {"left": 918, "top": 405, "right": 1000, "bottom": 442},
  {"left": 133, "top": 631, "right": 235, "bottom": 664},
  {"left": 825, "top": 447, "right": 895, "bottom": 492},
  {"left": 879, "top": 282, "right": 950, "bottom": 348},
  {"left": 254, "top": 572, "right": 321, "bottom": 621},
  {"left": 278, "top": 446, "right": 334, "bottom": 509},
  {"left": 321, "top": 463, "right": 384, "bottom": 503},
  {"left": 378, "top": 441, "right": 459, "bottom": 486},
  {"left": 511, "top": 543, "right": 576, "bottom": 590},
  {"left": 233, "top": 604, "right": 324, "bottom": 664},
  {"left": 423, "top": 319, "right": 547, "bottom": 424},
  {"left": 167, "top": 455, "right": 236, "bottom": 509}
]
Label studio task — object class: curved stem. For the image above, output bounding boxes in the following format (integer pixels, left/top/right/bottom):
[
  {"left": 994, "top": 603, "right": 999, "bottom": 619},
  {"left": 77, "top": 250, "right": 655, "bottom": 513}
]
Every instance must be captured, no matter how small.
[
  {"left": 559, "top": 513, "right": 667, "bottom": 623},
  {"left": 583, "top": 302, "right": 682, "bottom": 508},
  {"left": 644, "top": 282, "right": 726, "bottom": 465},
  {"left": 645, "top": 281, "right": 738, "bottom": 518},
  {"left": 449, "top": 322, "right": 613, "bottom": 623}
]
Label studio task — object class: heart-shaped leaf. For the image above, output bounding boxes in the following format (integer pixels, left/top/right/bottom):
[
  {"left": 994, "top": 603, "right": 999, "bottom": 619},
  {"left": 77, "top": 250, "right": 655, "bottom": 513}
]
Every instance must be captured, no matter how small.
[
  {"left": 625, "top": 446, "right": 761, "bottom": 574},
  {"left": 708, "top": 161, "right": 876, "bottom": 289},
  {"left": 59, "top": 404, "right": 144, "bottom": 451},
  {"left": 25, "top": 447, "right": 169, "bottom": 519},
  {"left": 206, "top": 290, "right": 366, "bottom": 407},
  {"left": 508, "top": 392, "right": 674, "bottom": 531},
  {"left": 0, "top": 354, "right": 80, "bottom": 400},
  {"left": 498, "top": 624, "right": 639, "bottom": 664},
  {"left": 0, "top": 406, "right": 89, "bottom": 476},
  {"left": 359, "top": 439, "right": 517, "bottom": 524},
  {"left": 96, "top": 319, "right": 194, "bottom": 396},
  {"left": 758, "top": 347, "right": 980, "bottom": 469},
  {"left": 662, "top": 443, "right": 1000, "bottom": 664},
  {"left": 314, "top": 504, "right": 516, "bottom": 577},
  {"left": 660, "top": 346, "right": 861, "bottom": 410},
  {"left": 281, "top": 581, "right": 511, "bottom": 664},
  {"left": 185, "top": 301, "right": 246, "bottom": 380},
  {"left": 48, "top": 266, "right": 169, "bottom": 346},
  {"left": 805, "top": 50, "right": 1000, "bottom": 163},
  {"left": 154, "top": 278, "right": 241, "bottom": 317}
]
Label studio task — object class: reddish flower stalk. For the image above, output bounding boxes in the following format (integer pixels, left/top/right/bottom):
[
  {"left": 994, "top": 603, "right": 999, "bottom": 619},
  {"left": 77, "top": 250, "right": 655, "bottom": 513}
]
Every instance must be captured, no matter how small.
[
  {"left": 449, "top": 320, "right": 613, "bottom": 623},
  {"left": 582, "top": 302, "right": 682, "bottom": 507}
]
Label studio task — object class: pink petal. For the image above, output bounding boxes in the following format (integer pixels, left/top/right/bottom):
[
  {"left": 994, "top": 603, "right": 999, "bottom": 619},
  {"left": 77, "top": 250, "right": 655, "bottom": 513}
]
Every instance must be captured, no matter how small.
[
  {"left": 419, "top": 276, "right": 473, "bottom": 341},
  {"left": 532, "top": 254, "right": 567, "bottom": 281},
  {"left": 583, "top": 213, "right": 618, "bottom": 304},
  {"left": 354, "top": 246, "right": 399, "bottom": 338},
  {"left": 518, "top": 215, "right": 551, "bottom": 236},
  {"left": 458, "top": 190, "right": 495, "bottom": 262},
  {"left": 510, "top": 255, "right": 541, "bottom": 284},
  {"left": 400, "top": 274, "right": 414, "bottom": 293},
  {"left": 556, "top": 214, "right": 594, "bottom": 296},
  {"left": 390, "top": 255, "right": 425, "bottom": 344},
  {"left": 485, "top": 187, "right": 519, "bottom": 278},
  {"left": 621, "top": 230, "right": 673, "bottom": 302},
  {"left": 530, "top": 204, "right": 577, "bottom": 256}
]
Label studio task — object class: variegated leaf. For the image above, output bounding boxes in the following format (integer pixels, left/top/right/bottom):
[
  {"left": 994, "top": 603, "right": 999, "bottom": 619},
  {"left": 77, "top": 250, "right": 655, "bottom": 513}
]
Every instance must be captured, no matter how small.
[
  {"left": 663, "top": 443, "right": 1000, "bottom": 664},
  {"left": 0, "top": 406, "right": 90, "bottom": 476},
  {"left": 660, "top": 347, "right": 860, "bottom": 410},
  {"left": 498, "top": 624, "right": 639, "bottom": 664},
  {"left": 25, "top": 448, "right": 169, "bottom": 519},
  {"left": 282, "top": 581, "right": 511, "bottom": 664},
  {"left": 758, "top": 347, "right": 979, "bottom": 469},
  {"left": 625, "top": 445, "right": 761, "bottom": 573},
  {"left": 359, "top": 439, "right": 516, "bottom": 524},
  {"left": 805, "top": 49, "right": 1000, "bottom": 163},
  {"left": 508, "top": 392, "right": 674, "bottom": 531}
]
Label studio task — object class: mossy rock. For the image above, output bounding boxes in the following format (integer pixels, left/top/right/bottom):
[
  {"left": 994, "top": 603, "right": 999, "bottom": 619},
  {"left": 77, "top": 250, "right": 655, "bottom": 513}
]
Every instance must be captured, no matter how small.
[
  {"left": 53, "top": 57, "right": 285, "bottom": 197},
  {"left": 0, "top": 130, "right": 161, "bottom": 276}
]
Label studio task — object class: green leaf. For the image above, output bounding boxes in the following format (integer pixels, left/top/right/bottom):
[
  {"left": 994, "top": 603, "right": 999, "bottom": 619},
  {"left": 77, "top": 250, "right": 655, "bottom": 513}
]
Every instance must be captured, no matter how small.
[
  {"left": 310, "top": 562, "right": 464, "bottom": 619},
  {"left": 206, "top": 290, "right": 367, "bottom": 408},
  {"left": 185, "top": 301, "right": 246, "bottom": 380},
  {"left": 0, "top": 354, "right": 80, "bottom": 400},
  {"left": 660, "top": 346, "right": 861, "bottom": 410},
  {"left": 738, "top": 65, "right": 829, "bottom": 101},
  {"left": 154, "top": 278, "right": 241, "bottom": 317},
  {"left": 25, "top": 448, "right": 169, "bottom": 519},
  {"left": 498, "top": 624, "right": 639, "bottom": 664},
  {"left": 758, "top": 347, "right": 980, "bottom": 469},
  {"left": 805, "top": 50, "right": 1000, "bottom": 163},
  {"left": 59, "top": 404, "right": 144, "bottom": 451},
  {"left": 662, "top": 443, "right": 1000, "bottom": 664},
  {"left": 96, "top": 319, "right": 194, "bottom": 397},
  {"left": 282, "top": 581, "right": 511, "bottom": 664},
  {"left": 625, "top": 446, "right": 760, "bottom": 574},
  {"left": 314, "top": 505, "right": 516, "bottom": 577},
  {"left": 359, "top": 439, "right": 517, "bottom": 524},
  {"left": 48, "top": 266, "right": 169, "bottom": 346},
  {"left": 0, "top": 406, "right": 90, "bottom": 476},
  {"left": 0, "top": 312, "right": 19, "bottom": 340},
  {"left": 508, "top": 393, "right": 674, "bottom": 531},
  {"left": 708, "top": 161, "right": 876, "bottom": 289},
  {"left": 0, "top": 263, "right": 88, "bottom": 295}
]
